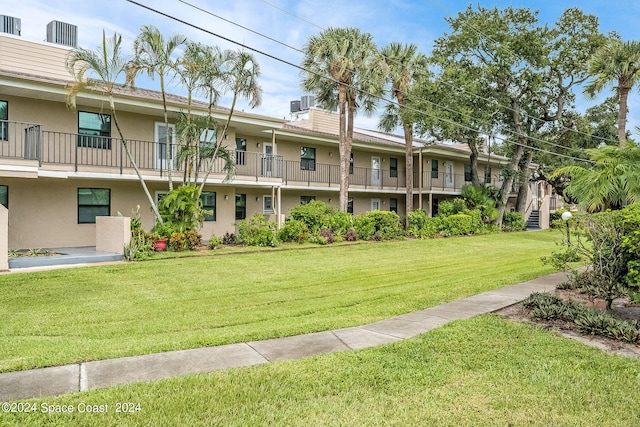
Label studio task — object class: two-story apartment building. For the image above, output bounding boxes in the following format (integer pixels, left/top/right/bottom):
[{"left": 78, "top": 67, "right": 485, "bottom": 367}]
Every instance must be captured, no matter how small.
[{"left": 0, "top": 27, "right": 515, "bottom": 249}]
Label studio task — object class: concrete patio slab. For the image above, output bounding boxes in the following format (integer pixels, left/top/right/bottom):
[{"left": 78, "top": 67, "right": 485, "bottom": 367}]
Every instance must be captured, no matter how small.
[
  {"left": 82, "top": 343, "right": 267, "bottom": 390},
  {"left": 248, "top": 331, "right": 351, "bottom": 362},
  {"left": 332, "top": 327, "right": 402, "bottom": 350},
  {"left": 0, "top": 365, "right": 79, "bottom": 401}
]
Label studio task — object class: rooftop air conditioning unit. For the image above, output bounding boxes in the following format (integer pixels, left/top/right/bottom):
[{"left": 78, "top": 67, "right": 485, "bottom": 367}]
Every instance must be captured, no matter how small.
[
  {"left": 290, "top": 100, "right": 301, "bottom": 113},
  {"left": 46, "top": 20, "right": 77, "bottom": 48},
  {"left": 0, "top": 16, "right": 21, "bottom": 36},
  {"left": 301, "top": 95, "right": 315, "bottom": 110}
]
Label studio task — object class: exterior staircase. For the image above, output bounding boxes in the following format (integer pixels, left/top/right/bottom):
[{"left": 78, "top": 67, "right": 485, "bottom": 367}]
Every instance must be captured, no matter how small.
[{"left": 526, "top": 210, "right": 540, "bottom": 230}]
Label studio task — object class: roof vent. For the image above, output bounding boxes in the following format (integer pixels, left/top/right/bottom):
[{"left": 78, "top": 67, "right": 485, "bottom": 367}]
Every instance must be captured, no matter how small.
[
  {"left": 46, "top": 20, "right": 77, "bottom": 47},
  {"left": 0, "top": 15, "right": 21, "bottom": 36}
]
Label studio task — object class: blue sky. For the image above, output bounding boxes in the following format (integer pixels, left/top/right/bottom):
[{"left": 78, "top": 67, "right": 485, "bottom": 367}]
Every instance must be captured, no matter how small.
[{"left": 7, "top": 0, "right": 640, "bottom": 135}]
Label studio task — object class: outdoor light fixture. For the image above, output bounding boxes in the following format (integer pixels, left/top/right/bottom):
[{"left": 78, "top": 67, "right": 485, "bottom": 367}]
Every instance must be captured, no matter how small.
[
  {"left": 561, "top": 211, "right": 572, "bottom": 246},
  {"left": 256, "top": 197, "right": 260, "bottom": 202},
  {"left": 224, "top": 195, "right": 229, "bottom": 200}
]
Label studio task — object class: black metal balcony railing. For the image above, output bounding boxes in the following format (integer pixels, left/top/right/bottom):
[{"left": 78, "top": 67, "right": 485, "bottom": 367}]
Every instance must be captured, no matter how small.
[{"left": 0, "top": 120, "right": 514, "bottom": 193}]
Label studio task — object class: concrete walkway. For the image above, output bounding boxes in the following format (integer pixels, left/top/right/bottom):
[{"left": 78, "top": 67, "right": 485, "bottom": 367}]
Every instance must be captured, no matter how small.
[{"left": 0, "top": 271, "right": 568, "bottom": 401}]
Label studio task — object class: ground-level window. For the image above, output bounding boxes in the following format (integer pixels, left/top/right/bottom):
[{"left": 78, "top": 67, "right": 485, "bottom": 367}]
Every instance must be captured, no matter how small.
[
  {"left": 78, "top": 188, "right": 110, "bottom": 224},
  {"left": 300, "top": 195, "right": 315, "bottom": 205},
  {"left": 235, "top": 194, "right": 246, "bottom": 220},
  {"left": 390, "top": 158, "right": 398, "bottom": 178},
  {"left": 235, "top": 138, "right": 247, "bottom": 165},
  {"left": 201, "top": 191, "right": 216, "bottom": 221},
  {"left": 263, "top": 195, "right": 274, "bottom": 214},
  {"left": 431, "top": 159, "right": 439, "bottom": 178},
  {"left": 78, "top": 111, "right": 111, "bottom": 149},
  {"left": 464, "top": 164, "right": 472, "bottom": 182},
  {"left": 347, "top": 198, "right": 354, "bottom": 214},
  {"left": 371, "top": 198, "right": 381, "bottom": 211},
  {"left": 390, "top": 198, "right": 398, "bottom": 213},
  {"left": 0, "top": 100, "right": 8, "bottom": 141},
  {"left": 484, "top": 167, "right": 492, "bottom": 184},
  {"left": 0, "top": 185, "right": 7, "bottom": 208},
  {"left": 301, "top": 146, "right": 316, "bottom": 171}
]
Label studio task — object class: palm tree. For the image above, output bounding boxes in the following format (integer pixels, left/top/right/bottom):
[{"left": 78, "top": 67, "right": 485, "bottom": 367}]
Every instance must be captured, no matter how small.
[
  {"left": 584, "top": 39, "right": 640, "bottom": 146},
  {"left": 378, "top": 42, "right": 429, "bottom": 217},
  {"left": 66, "top": 31, "right": 163, "bottom": 223},
  {"left": 302, "top": 27, "right": 381, "bottom": 212},
  {"left": 129, "top": 25, "right": 187, "bottom": 190},
  {"left": 551, "top": 143, "right": 640, "bottom": 211},
  {"left": 198, "top": 49, "right": 262, "bottom": 194}
]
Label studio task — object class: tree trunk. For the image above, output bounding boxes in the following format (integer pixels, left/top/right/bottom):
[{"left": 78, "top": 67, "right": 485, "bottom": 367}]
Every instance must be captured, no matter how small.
[
  {"left": 161, "top": 79, "right": 173, "bottom": 191},
  {"left": 404, "top": 123, "right": 414, "bottom": 218},
  {"left": 618, "top": 83, "right": 630, "bottom": 146},
  {"left": 515, "top": 151, "right": 533, "bottom": 214},
  {"left": 338, "top": 84, "right": 349, "bottom": 212},
  {"left": 109, "top": 98, "right": 163, "bottom": 224},
  {"left": 469, "top": 141, "right": 480, "bottom": 187}
]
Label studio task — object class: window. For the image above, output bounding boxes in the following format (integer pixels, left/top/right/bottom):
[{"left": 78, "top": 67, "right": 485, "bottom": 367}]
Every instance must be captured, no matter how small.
[
  {"left": 484, "top": 167, "right": 492, "bottom": 184},
  {"left": 235, "top": 194, "right": 246, "bottom": 220},
  {"left": 464, "top": 164, "right": 472, "bottom": 182},
  {"left": 300, "top": 146, "right": 316, "bottom": 171},
  {"left": 300, "top": 196, "right": 315, "bottom": 205},
  {"left": 78, "top": 188, "right": 110, "bottom": 224},
  {"left": 0, "top": 101, "right": 7, "bottom": 141},
  {"left": 349, "top": 152, "right": 354, "bottom": 174},
  {"left": 390, "top": 198, "right": 398, "bottom": 213},
  {"left": 0, "top": 185, "right": 7, "bottom": 209},
  {"left": 431, "top": 159, "right": 439, "bottom": 179},
  {"left": 263, "top": 195, "right": 274, "bottom": 214},
  {"left": 78, "top": 111, "right": 111, "bottom": 149},
  {"left": 390, "top": 158, "right": 398, "bottom": 178},
  {"left": 235, "top": 138, "right": 247, "bottom": 165},
  {"left": 347, "top": 198, "right": 354, "bottom": 214},
  {"left": 201, "top": 191, "right": 216, "bottom": 221}
]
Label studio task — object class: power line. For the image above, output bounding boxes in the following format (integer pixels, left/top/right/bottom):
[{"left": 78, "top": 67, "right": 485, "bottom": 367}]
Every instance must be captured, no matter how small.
[{"left": 124, "top": 0, "right": 592, "bottom": 163}]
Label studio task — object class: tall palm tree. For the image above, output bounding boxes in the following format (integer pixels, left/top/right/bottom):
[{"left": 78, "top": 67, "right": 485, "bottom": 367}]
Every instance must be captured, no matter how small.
[
  {"left": 302, "top": 27, "right": 381, "bottom": 212},
  {"left": 585, "top": 39, "right": 640, "bottom": 146},
  {"left": 378, "top": 42, "right": 428, "bottom": 217},
  {"left": 198, "top": 49, "right": 262, "bottom": 194},
  {"left": 129, "top": 25, "right": 187, "bottom": 190},
  {"left": 66, "top": 31, "right": 163, "bottom": 223}
]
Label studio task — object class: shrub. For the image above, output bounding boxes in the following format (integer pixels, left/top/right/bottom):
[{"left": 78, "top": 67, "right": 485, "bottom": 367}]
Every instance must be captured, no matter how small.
[
  {"left": 208, "top": 235, "right": 223, "bottom": 249},
  {"left": 503, "top": 211, "right": 526, "bottom": 232},
  {"left": 327, "top": 211, "right": 354, "bottom": 236},
  {"left": 237, "top": 213, "right": 279, "bottom": 247},
  {"left": 319, "top": 227, "right": 335, "bottom": 244},
  {"left": 438, "top": 198, "right": 467, "bottom": 216},
  {"left": 222, "top": 232, "right": 237, "bottom": 245},
  {"left": 408, "top": 209, "right": 428, "bottom": 232},
  {"left": 344, "top": 228, "right": 358, "bottom": 242},
  {"left": 278, "top": 219, "right": 309, "bottom": 243},
  {"left": 158, "top": 185, "right": 208, "bottom": 233},
  {"left": 440, "top": 213, "right": 472, "bottom": 236},
  {"left": 358, "top": 210, "right": 404, "bottom": 240},
  {"left": 290, "top": 200, "right": 335, "bottom": 233},
  {"left": 353, "top": 215, "right": 375, "bottom": 241}
]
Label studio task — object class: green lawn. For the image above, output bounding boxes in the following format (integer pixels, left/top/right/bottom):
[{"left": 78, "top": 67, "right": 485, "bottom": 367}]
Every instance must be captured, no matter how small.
[
  {"left": 2, "top": 315, "right": 639, "bottom": 426},
  {"left": 1, "top": 231, "right": 559, "bottom": 372}
]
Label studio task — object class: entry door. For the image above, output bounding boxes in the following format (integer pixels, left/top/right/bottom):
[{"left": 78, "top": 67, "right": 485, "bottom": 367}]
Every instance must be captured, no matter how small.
[
  {"left": 155, "top": 123, "right": 176, "bottom": 171},
  {"left": 371, "top": 156, "right": 381, "bottom": 186},
  {"left": 262, "top": 142, "right": 273, "bottom": 177},
  {"left": 445, "top": 161, "right": 454, "bottom": 188}
]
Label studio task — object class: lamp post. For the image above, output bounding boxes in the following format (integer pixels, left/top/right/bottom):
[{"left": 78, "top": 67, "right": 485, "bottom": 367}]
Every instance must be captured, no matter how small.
[{"left": 561, "top": 211, "right": 572, "bottom": 246}]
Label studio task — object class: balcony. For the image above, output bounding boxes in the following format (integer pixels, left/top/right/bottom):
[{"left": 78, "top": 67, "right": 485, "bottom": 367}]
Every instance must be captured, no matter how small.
[{"left": 0, "top": 120, "right": 511, "bottom": 193}]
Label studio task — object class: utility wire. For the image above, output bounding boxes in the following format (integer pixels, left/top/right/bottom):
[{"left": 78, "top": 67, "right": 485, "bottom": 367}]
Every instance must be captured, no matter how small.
[{"left": 124, "top": 0, "right": 593, "bottom": 163}]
